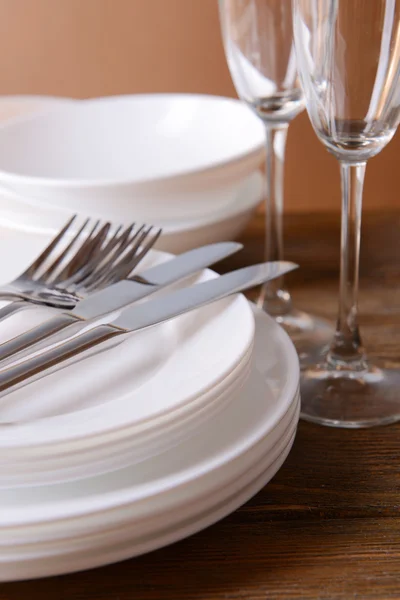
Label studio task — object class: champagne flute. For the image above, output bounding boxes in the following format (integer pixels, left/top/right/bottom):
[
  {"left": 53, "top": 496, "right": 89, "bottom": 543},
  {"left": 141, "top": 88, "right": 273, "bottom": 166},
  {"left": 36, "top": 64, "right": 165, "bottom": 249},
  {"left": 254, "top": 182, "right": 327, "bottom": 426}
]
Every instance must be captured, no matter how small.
[
  {"left": 218, "top": 0, "right": 333, "bottom": 366},
  {"left": 293, "top": 0, "right": 400, "bottom": 427}
]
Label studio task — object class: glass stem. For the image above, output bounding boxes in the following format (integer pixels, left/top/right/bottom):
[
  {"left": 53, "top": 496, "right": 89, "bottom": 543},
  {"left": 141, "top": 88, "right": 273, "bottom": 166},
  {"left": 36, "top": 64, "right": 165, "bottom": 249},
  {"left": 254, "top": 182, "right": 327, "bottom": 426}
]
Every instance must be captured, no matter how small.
[
  {"left": 258, "top": 123, "right": 291, "bottom": 316},
  {"left": 328, "top": 161, "right": 367, "bottom": 370}
]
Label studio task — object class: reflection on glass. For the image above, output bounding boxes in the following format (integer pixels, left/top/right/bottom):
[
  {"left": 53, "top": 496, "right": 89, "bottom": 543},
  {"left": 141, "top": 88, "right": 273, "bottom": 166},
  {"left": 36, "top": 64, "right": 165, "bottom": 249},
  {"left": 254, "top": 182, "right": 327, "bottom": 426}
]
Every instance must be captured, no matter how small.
[
  {"left": 219, "top": 0, "right": 333, "bottom": 366},
  {"left": 293, "top": 0, "right": 400, "bottom": 427}
]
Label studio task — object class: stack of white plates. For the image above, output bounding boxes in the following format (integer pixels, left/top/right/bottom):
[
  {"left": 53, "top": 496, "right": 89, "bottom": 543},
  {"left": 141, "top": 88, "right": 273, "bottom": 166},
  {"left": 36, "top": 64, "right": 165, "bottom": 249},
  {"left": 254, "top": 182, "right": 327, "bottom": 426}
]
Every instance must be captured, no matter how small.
[
  {"left": 0, "top": 223, "right": 300, "bottom": 581},
  {"left": 0, "top": 94, "right": 265, "bottom": 253}
]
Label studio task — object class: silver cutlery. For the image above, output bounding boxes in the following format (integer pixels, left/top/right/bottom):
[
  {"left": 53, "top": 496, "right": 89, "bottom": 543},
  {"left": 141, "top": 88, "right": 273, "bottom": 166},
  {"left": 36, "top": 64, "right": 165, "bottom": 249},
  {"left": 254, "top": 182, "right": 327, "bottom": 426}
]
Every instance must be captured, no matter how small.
[
  {"left": 0, "top": 261, "right": 297, "bottom": 400},
  {"left": 0, "top": 215, "right": 161, "bottom": 318},
  {"left": 0, "top": 242, "right": 243, "bottom": 365}
]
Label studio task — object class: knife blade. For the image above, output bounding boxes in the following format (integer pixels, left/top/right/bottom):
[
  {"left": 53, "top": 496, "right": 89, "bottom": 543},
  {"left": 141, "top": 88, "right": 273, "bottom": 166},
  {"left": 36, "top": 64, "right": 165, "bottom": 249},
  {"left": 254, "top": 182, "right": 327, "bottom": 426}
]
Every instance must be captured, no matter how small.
[
  {"left": 0, "top": 261, "right": 297, "bottom": 401},
  {"left": 0, "top": 241, "right": 243, "bottom": 365}
]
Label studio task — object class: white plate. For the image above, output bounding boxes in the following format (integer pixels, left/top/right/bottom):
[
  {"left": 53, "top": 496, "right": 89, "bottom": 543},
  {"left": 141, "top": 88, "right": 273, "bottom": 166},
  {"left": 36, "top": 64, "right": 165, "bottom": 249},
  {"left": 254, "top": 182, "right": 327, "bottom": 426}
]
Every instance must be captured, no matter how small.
[
  {"left": 0, "top": 94, "right": 265, "bottom": 223},
  {"left": 0, "top": 418, "right": 297, "bottom": 581},
  {"left": 0, "top": 392, "right": 300, "bottom": 550},
  {"left": 1, "top": 399, "right": 299, "bottom": 553},
  {"left": 0, "top": 223, "right": 254, "bottom": 458},
  {"left": 0, "top": 343, "right": 253, "bottom": 487},
  {"left": 0, "top": 287, "right": 254, "bottom": 437},
  {"left": 0, "top": 305, "right": 300, "bottom": 532}
]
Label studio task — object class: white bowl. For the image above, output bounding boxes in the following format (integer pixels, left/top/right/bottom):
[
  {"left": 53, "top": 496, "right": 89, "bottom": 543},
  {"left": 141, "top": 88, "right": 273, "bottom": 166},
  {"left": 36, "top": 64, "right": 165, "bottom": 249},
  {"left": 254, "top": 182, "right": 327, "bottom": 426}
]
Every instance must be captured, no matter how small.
[
  {"left": 156, "top": 172, "right": 262, "bottom": 253},
  {"left": 0, "top": 94, "right": 265, "bottom": 223},
  {"left": 0, "top": 168, "right": 263, "bottom": 254},
  {"left": 0, "top": 95, "right": 76, "bottom": 125}
]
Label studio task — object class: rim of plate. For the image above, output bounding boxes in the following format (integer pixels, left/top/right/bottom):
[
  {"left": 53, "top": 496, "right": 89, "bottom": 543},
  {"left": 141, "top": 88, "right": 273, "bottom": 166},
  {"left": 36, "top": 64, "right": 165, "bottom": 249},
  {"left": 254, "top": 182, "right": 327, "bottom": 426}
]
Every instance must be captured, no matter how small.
[{"left": 0, "top": 94, "right": 265, "bottom": 189}]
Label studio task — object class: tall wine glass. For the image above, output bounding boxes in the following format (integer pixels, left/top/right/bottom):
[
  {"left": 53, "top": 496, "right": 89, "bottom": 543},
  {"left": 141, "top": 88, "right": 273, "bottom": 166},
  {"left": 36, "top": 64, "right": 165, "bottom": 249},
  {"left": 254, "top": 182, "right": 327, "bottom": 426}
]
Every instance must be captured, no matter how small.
[
  {"left": 218, "top": 0, "right": 333, "bottom": 366},
  {"left": 293, "top": 0, "right": 400, "bottom": 427}
]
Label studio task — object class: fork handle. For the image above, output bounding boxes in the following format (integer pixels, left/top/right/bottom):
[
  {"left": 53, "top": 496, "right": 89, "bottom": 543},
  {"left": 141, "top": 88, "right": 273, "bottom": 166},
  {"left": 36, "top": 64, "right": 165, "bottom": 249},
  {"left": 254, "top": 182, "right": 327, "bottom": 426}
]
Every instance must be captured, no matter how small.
[
  {"left": 0, "top": 324, "right": 125, "bottom": 400},
  {"left": 0, "top": 312, "right": 83, "bottom": 364}
]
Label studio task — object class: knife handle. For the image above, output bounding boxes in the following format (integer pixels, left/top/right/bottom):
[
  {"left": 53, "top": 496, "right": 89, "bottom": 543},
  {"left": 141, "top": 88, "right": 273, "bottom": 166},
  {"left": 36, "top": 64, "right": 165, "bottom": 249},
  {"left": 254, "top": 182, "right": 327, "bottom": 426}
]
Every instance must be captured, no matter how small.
[
  {"left": 0, "top": 324, "right": 124, "bottom": 400},
  {"left": 0, "top": 312, "right": 82, "bottom": 365}
]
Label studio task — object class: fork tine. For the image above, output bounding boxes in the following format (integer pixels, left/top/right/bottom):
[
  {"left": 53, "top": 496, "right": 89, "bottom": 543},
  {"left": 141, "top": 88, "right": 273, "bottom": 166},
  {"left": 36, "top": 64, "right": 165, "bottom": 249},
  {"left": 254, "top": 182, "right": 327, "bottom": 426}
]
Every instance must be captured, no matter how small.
[
  {"left": 81, "top": 225, "right": 148, "bottom": 291},
  {"left": 77, "top": 225, "right": 144, "bottom": 290},
  {"left": 103, "top": 226, "right": 162, "bottom": 283},
  {"left": 44, "top": 218, "right": 110, "bottom": 284},
  {"left": 94, "top": 225, "right": 146, "bottom": 275},
  {"left": 88, "top": 223, "right": 124, "bottom": 258},
  {"left": 74, "top": 221, "right": 118, "bottom": 272},
  {"left": 94, "top": 223, "right": 134, "bottom": 263},
  {"left": 50, "top": 220, "right": 110, "bottom": 284},
  {"left": 84, "top": 224, "right": 143, "bottom": 278},
  {"left": 112, "top": 227, "right": 150, "bottom": 269},
  {"left": 124, "top": 227, "right": 162, "bottom": 276},
  {"left": 85, "top": 226, "right": 161, "bottom": 291},
  {"left": 61, "top": 222, "right": 136, "bottom": 289},
  {"left": 22, "top": 215, "right": 77, "bottom": 279},
  {"left": 125, "top": 224, "right": 144, "bottom": 246},
  {"left": 77, "top": 223, "right": 132, "bottom": 274},
  {"left": 73, "top": 219, "right": 103, "bottom": 261},
  {"left": 38, "top": 217, "right": 93, "bottom": 282}
]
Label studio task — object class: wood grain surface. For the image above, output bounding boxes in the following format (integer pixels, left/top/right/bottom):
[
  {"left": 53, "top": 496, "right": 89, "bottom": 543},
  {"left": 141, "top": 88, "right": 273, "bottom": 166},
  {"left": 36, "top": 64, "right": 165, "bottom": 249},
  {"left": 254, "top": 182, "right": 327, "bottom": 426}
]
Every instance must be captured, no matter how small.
[{"left": 1, "top": 211, "right": 400, "bottom": 599}]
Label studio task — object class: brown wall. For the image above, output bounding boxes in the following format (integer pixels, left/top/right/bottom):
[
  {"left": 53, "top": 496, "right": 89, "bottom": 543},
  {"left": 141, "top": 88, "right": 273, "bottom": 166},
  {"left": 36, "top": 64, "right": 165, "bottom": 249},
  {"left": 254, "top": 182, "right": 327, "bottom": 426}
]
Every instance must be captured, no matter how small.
[{"left": 0, "top": 0, "right": 398, "bottom": 212}]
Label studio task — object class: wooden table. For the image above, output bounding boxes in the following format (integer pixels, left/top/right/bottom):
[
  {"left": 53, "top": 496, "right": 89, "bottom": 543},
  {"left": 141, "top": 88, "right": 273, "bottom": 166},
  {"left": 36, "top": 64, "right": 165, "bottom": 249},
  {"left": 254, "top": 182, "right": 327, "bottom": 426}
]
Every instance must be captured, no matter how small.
[{"left": 2, "top": 211, "right": 400, "bottom": 599}]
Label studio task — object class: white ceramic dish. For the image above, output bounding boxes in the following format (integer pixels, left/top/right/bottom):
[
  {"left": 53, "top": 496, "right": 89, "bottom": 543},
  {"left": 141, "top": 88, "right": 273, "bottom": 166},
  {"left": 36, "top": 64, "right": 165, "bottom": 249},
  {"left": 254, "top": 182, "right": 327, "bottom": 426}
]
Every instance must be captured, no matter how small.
[
  {"left": 0, "top": 345, "right": 253, "bottom": 488},
  {"left": 0, "top": 95, "right": 76, "bottom": 126},
  {"left": 0, "top": 416, "right": 298, "bottom": 581},
  {"left": 0, "top": 305, "right": 300, "bottom": 533},
  {"left": 0, "top": 287, "right": 254, "bottom": 436},
  {"left": 0, "top": 228, "right": 256, "bottom": 487},
  {"left": 0, "top": 94, "right": 265, "bottom": 223},
  {"left": 0, "top": 168, "right": 263, "bottom": 254},
  {"left": 0, "top": 400, "right": 299, "bottom": 552},
  {"left": 0, "top": 317, "right": 299, "bottom": 582},
  {"left": 155, "top": 171, "right": 263, "bottom": 253},
  {"left": 0, "top": 392, "right": 299, "bottom": 549}
]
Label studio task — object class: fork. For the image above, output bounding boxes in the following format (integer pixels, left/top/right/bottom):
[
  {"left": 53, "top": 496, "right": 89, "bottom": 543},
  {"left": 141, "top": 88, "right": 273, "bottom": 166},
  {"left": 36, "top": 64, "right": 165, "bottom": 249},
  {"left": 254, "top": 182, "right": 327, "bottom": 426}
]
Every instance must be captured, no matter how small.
[{"left": 0, "top": 215, "right": 161, "bottom": 322}]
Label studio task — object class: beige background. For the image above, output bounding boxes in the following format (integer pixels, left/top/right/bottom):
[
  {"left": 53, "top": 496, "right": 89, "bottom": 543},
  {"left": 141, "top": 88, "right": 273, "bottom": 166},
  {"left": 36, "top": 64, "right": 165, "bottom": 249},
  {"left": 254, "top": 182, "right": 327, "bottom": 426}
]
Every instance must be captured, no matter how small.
[{"left": 0, "top": 0, "right": 398, "bottom": 212}]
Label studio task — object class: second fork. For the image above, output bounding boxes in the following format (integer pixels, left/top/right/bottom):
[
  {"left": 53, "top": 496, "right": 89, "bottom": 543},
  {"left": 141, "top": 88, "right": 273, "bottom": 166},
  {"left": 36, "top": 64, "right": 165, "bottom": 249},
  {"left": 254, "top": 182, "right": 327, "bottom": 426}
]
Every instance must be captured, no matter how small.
[{"left": 0, "top": 215, "right": 161, "bottom": 321}]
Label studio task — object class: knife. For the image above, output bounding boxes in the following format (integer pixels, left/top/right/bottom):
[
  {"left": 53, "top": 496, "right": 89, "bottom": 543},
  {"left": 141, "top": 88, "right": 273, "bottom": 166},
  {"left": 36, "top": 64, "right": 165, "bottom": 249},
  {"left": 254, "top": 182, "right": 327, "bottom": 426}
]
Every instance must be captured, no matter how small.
[
  {"left": 0, "top": 241, "right": 243, "bottom": 365},
  {"left": 0, "top": 261, "right": 297, "bottom": 400}
]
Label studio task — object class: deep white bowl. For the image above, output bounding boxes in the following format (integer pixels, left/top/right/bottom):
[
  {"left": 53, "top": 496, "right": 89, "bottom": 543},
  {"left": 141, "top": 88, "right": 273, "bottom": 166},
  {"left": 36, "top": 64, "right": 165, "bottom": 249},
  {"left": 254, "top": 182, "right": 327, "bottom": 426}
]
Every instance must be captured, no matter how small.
[
  {"left": 0, "top": 94, "right": 265, "bottom": 223},
  {"left": 0, "top": 169, "right": 263, "bottom": 253},
  {"left": 0, "top": 95, "right": 76, "bottom": 125}
]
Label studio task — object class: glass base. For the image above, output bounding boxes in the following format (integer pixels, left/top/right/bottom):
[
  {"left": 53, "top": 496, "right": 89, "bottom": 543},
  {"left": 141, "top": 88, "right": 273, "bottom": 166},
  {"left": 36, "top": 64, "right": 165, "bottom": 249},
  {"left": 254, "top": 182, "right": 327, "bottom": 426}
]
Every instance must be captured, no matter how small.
[
  {"left": 258, "top": 289, "right": 333, "bottom": 369},
  {"left": 274, "top": 309, "right": 333, "bottom": 369},
  {"left": 300, "top": 363, "right": 400, "bottom": 428}
]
